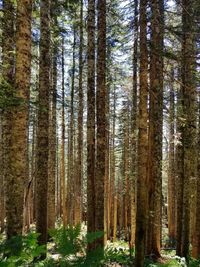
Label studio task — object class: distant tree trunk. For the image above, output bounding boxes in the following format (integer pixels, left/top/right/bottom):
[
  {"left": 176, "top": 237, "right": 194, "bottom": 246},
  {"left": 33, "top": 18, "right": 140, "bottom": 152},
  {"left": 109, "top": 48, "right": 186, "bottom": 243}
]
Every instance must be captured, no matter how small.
[
  {"left": 67, "top": 25, "right": 76, "bottom": 226},
  {"left": 110, "top": 85, "right": 116, "bottom": 241},
  {"left": 48, "top": 28, "right": 58, "bottom": 230},
  {"left": 61, "top": 36, "right": 67, "bottom": 227},
  {"left": 176, "top": 84, "right": 184, "bottom": 256},
  {"left": 180, "top": 0, "right": 197, "bottom": 260},
  {"left": 129, "top": 0, "right": 138, "bottom": 248},
  {"left": 75, "top": 0, "right": 84, "bottom": 225},
  {"left": 146, "top": 0, "right": 164, "bottom": 257},
  {"left": 95, "top": 0, "right": 106, "bottom": 249},
  {"left": 135, "top": 0, "right": 148, "bottom": 265},
  {"left": 87, "top": 0, "right": 96, "bottom": 252},
  {"left": 105, "top": 80, "right": 110, "bottom": 243},
  {"left": 123, "top": 107, "right": 130, "bottom": 241},
  {"left": 35, "top": 0, "right": 51, "bottom": 246},
  {"left": 168, "top": 69, "right": 176, "bottom": 247},
  {"left": 5, "top": 0, "right": 32, "bottom": 238}
]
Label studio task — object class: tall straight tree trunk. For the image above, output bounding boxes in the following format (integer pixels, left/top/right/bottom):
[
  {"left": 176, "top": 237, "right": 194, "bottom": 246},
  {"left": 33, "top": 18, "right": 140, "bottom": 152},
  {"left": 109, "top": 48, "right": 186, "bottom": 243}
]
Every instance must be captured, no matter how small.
[
  {"left": 87, "top": 0, "right": 96, "bottom": 252},
  {"left": 146, "top": 0, "right": 164, "bottom": 257},
  {"left": 75, "top": 0, "right": 84, "bottom": 225},
  {"left": 61, "top": 36, "right": 67, "bottom": 227},
  {"left": 35, "top": 0, "right": 51, "bottom": 246},
  {"left": 110, "top": 85, "right": 116, "bottom": 241},
  {"left": 135, "top": 0, "right": 148, "bottom": 265},
  {"left": 180, "top": 0, "right": 197, "bottom": 260},
  {"left": 67, "top": 25, "right": 76, "bottom": 226},
  {"left": 1, "top": 0, "right": 14, "bottom": 237},
  {"left": 6, "top": 0, "right": 32, "bottom": 238},
  {"left": 95, "top": 0, "right": 106, "bottom": 249},
  {"left": 168, "top": 69, "right": 176, "bottom": 247},
  {"left": 192, "top": 92, "right": 200, "bottom": 258},
  {"left": 130, "top": 0, "right": 138, "bottom": 248},
  {"left": 176, "top": 84, "right": 184, "bottom": 256},
  {"left": 48, "top": 32, "right": 58, "bottom": 230}
]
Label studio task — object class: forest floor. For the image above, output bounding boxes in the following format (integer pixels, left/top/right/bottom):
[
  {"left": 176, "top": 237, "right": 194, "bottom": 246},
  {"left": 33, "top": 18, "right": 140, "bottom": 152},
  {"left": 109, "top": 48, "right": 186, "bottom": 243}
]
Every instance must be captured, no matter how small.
[{"left": 0, "top": 224, "right": 199, "bottom": 266}]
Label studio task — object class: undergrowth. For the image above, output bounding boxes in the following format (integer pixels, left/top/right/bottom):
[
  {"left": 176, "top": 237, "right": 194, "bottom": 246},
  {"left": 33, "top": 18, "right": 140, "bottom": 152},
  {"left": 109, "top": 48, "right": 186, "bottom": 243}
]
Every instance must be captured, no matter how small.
[{"left": 0, "top": 227, "right": 199, "bottom": 266}]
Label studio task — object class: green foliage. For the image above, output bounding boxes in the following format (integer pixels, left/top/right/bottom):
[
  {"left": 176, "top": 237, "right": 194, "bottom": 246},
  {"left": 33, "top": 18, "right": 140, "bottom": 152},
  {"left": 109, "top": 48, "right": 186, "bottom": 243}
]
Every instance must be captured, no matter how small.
[
  {"left": 144, "top": 258, "right": 182, "bottom": 267},
  {"left": 0, "top": 77, "right": 25, "bottom": 110},
  {"left": 189, "top": 257, "right": 200, "bottom": 267},
  {"left": 0, "top": 233, "right": 46, "bottom": 266}
]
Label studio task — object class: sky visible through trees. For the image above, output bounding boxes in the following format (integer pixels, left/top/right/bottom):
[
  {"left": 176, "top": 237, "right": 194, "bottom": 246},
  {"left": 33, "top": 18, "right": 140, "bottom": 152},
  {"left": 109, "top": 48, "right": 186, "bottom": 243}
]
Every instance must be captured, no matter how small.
[{"left": 0, "top": 0, "right": 200, "bottom": 266}]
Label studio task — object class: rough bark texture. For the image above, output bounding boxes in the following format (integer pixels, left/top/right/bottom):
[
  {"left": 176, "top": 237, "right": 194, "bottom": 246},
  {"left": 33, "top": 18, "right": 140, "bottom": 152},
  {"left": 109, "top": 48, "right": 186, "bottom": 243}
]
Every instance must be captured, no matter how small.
[
  {"left": 130, "top": 0, "right": 138, "bottom": 247},
  {"left": 95, "top": 0, "right": 106, "bottom": 248},
  {"left": 5, "top": 0, "right": 32, "bottom": 238},
  {"left": 35, "top": 0, "right": 51, "bottom": 245},
  {"left": 192, "top": 93, "right": 200, "bottom": 258},
  {"left": 75, "top": 0, "right": 84, "bottom": 225},
  {"left": 146, "top": 0, "right": 164, "bottom": 257},
  {"left": 87, "top": 0, "right": 96, "bottom": 252},
  {"left": 180, "top": 0, "right": 197, "bottom": 260},
  {"left": 61, "top": 37, "right": 66, "bottom": 227},
  {"left": 1, "top": 0, "right": 15, "bottom": 235},
  {"left": 135, "top": 0, "right": 148, "bottom": 265},
  {"left": 67, "top": 26, "right": 76, "bottom": 225},
  {"left": 48, "top": 35, "right": 58, "bottom": 230}
]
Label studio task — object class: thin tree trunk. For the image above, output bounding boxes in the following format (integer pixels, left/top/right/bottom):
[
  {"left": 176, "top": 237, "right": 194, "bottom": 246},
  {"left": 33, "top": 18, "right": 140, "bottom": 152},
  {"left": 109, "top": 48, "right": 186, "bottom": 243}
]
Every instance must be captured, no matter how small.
[
  {"left": 61, "top": 36, "right": 67, "bottom": 227},
  {"left": 168, "top": 69, "right": 176, "bottom": 247},
  {"left": 75, "top": 0, "right": 84, "bottom": 225},
  {"left": 67, "top": 25, "right": 76, "bottom": 225},
  {"left": 87, "top": 0, "right": 96, "bottom": 252},
  {"left": 48, "top": 34, "right": 58, "bottom": 230}
]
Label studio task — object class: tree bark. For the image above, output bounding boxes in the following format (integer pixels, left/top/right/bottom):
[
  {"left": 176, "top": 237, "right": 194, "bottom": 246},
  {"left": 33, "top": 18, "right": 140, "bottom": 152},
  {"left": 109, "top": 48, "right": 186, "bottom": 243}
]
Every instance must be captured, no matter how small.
[
  {"left": 95, "top": 0, "right": 106, "bottom": 249},
  {"left": 135, "top": 0, "right": 148, "bottom": 265},
  {"left": 87, "top": 0, "right": 96, "bottom": 252},
  {"left": 35, "top": 0, "right": 51, "bottom": 246}
]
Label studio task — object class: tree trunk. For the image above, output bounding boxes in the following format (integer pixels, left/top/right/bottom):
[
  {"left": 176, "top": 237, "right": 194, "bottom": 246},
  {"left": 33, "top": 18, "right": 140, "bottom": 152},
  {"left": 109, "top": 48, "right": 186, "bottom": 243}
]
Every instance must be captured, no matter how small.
[
  {"left": 35, "top": 0, "right": 51, "bottom": 246},
  {"left": 61, "top": 36, "right": 67, "bottom": 227},
  {"left": 75, "top": 0, "right": 84, "bottom": 225},
  {"left": 95, "top": 0, "right": 106, "bottom": 249},
  {"left": 180, "top": 0, "right": 197, "bottom": 260},
  {"left": 168, "top": 69, "right": 176, "bottom": 247},
  {"left": 135, "top": 0, "right": 148, "bottom": 265},
  {"left": 48, "top": 28, "right": 58, "bottom": 230},
  {"left": 87, "top": 0, "right": 96, "bottom": 252},
  {"left": 67, "top": 25, "right": 76, "bottom": 225},
  {"left": 146, "top": 0, "right": 164, "bottom": 257},
  {"left": 6, "top": 0, "right": 32, "bottom": 238}
]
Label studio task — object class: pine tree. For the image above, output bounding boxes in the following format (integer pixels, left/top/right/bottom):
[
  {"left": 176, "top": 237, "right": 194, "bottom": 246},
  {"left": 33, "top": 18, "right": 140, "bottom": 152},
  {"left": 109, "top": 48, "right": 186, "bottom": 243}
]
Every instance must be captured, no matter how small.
[
  {"left": 135, "top": 0, "right": 148, "bottom": 264},
  {"left": 35, "top": 0, "right": 51, "bottom": 246}
]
